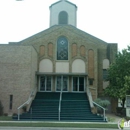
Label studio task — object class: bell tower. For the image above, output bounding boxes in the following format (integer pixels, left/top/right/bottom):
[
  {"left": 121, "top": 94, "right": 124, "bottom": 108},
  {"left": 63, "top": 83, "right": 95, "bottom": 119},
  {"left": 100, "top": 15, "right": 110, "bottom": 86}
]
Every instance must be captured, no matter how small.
[{"left": 49, "top": 0, "right": 77, "bottom": 27}]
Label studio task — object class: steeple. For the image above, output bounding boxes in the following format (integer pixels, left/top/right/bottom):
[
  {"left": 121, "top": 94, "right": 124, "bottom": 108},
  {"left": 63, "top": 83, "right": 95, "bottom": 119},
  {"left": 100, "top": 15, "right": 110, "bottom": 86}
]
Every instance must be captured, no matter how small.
[{"left": 49, "top": 0, "right": 77, "bottom": 27}]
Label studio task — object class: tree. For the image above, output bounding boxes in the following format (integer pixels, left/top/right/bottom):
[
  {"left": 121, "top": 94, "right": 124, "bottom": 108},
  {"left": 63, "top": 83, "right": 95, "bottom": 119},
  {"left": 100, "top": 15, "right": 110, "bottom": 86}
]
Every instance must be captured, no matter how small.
[{"left": 104, "top": 45, "right": 130, "bottom": 108}]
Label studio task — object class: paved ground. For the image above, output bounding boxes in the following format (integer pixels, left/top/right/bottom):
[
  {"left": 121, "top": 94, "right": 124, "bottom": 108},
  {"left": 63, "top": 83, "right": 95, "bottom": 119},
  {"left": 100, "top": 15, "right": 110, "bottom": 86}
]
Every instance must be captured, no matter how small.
[{"left": 106, "top": 113, "right": 122, "bottom": 123}]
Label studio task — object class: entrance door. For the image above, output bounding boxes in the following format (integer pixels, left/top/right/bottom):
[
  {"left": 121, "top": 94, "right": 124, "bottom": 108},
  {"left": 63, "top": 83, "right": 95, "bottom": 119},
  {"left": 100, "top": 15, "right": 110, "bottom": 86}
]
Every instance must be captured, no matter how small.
[
  {"left": 56, "top": 76, "right": 68, "bottom": 91},
  {"left": 73, "top": 77, "right": 85, "bottom": 92},
  {"left": 40, "top": 76, "right": 52, "bottom": 91}
]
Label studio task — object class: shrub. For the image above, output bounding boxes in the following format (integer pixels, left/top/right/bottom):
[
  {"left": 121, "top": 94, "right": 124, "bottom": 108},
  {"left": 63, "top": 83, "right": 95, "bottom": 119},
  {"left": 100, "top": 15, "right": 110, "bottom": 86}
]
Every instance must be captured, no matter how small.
[
  {"left": 116, "top": 107, "right": 123, "bottom": 114},
  {"left": 125, "top": 116, "right": 130, "bottom": 121},
  {"left": 3, "top": 113, "right": 8, "bottom": 116},
  {"left": 94, "top": 98, "right": 110, "bottom": 115},
  {"left": 101, "top": 100, "right": 110, "bottom": 109},
  {"left": 22, "top": 106, "right": 27, "bottom": 112},
  {"left": 12, "top": 113, "right": 17, "bottom": 116},
  {"left": 121, "top": 108, "right": 126, "bottom": 116},
  {"left": 94, "top": 98, "right": 110, "bottom": 110}
]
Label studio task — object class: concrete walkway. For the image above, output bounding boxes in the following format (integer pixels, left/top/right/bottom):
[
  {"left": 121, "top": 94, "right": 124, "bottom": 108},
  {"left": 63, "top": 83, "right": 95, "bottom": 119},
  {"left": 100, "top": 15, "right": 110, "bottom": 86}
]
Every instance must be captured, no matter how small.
[{"left": 106, "top": 113, "right": 122, "bottom": 123}]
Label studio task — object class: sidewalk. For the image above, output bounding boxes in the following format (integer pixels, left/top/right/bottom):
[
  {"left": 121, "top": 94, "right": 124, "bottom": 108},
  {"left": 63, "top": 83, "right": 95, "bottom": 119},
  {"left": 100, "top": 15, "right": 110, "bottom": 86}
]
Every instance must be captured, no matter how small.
[{"left": 106, "top": 113, "right": 122, "bottom": 123}]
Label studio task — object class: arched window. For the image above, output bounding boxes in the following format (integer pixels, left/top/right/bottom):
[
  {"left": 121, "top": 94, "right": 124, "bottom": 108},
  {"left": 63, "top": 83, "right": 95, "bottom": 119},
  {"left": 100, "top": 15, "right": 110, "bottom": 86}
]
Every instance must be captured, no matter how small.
[
  {"left": 48, "top": 43, "right": 53, "bottom": 57},
  {"left": 88, "top": 49, "right": 94, "bottom": 78},
  {"left": 72, "top": 43, "right": 77, "bottom": 57},
  {"left": 80, "top": 45, "right": 86, "bottom": 57},
  {"left": 58, "top": 11, "right": 68, "bottom": 24},
  {"left": 39, "top": 45, "right": 45, "bottom": 56},
  {"left": 57, "top": 36, "right": 68, "bottom": 60}
]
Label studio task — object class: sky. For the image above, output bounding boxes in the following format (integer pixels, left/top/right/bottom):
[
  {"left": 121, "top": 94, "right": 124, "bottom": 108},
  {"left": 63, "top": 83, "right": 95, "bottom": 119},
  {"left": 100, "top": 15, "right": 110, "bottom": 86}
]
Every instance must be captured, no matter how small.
[{"left": 0, "top": 0, "right": 130, "bottom": 51}]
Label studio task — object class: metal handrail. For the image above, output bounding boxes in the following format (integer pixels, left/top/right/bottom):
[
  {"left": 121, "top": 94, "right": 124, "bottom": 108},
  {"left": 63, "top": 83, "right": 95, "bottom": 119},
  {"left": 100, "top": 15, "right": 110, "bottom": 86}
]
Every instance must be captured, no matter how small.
[
  {"left": 58, "top": 91, "right": 62, "bottom": 121},
  {"left": 86, "top": 77, "right": 105, "bottom": 121},
  {"left": 86, "top": 88, "right": 94, "bottom": 108},
  {"left": 86, "top": 79, "right": 94, "bottom": 108},
  {"left": 93, "top": 101, "right": 106, "bottom": 121},
  {"left": 17, "top": 87, "right": 37, "bottom": 120}
]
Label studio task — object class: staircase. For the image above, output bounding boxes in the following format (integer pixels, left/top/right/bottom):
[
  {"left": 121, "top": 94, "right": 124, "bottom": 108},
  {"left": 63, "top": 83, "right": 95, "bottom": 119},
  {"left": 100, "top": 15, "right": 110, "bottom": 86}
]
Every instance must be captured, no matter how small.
[
  {"left": 60, "top": 92, "right": 105, "bottom": 122},
  {"left": 13, "top": 92, "right": 106, "bottom": 122},
  {"left": 13, "top": 92, "right": 60, "bottom": 121}
]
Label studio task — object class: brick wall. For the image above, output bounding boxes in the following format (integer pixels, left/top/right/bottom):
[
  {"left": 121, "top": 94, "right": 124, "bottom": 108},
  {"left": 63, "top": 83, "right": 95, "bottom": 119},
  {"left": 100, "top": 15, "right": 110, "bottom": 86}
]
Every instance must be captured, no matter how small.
[
  {"left": 18, "top": 25, "right": 117, "bottom": 99},
  {"left": 0, "top": 45, "right": 37, "bottom": 115}
]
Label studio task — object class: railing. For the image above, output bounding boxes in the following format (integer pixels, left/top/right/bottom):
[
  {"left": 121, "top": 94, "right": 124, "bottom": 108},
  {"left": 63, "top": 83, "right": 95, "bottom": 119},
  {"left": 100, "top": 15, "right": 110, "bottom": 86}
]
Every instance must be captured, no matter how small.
[
  {"left": 86, "top": 87, "right": 94, "bottom": 108},
  {"left": 58, "top": 91, "right": 62, "bottom": 121},
  {"left": 17, "top": 87, "right": 37, "bottom": 120},
  {"left": 86, "top": 77, "right": 106, "bottom": 121},
  {"left": 86, "top": 78, "right": 94, "bottom": 108},
  {"left": 93, "top": 101, "right": 106, "bottom": 121}
]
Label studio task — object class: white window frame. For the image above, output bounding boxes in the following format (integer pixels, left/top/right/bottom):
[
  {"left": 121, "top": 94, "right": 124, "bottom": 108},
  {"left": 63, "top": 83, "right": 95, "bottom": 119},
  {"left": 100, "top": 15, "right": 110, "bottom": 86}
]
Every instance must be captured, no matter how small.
[
  {"left": 72, "top": 76, "right": 85, "bottom": 92},
  {"left": 55, "top": 75, "right": 69, "bottom": 92},
  {"left": 39, "top": 76, "right": 52, "bottom": 92}
]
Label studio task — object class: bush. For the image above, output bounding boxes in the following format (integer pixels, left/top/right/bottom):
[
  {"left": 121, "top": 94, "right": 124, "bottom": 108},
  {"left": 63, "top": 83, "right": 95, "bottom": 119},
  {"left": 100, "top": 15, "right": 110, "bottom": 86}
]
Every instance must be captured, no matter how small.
[
  {"left": 125, "top": 116, "right": 130, "bottom": 121},
  {"left": 22, "top": 106, "right": 27, "bottom": 112},
  {"left": 3, "top": 113, "right": 8, "bottom": 116},
  {"left": 12, "top": 113, "right": 17, "bottom": 116},
  {"left": 94, "top": 98, "right": 110, "bottom": 109},
  {"left": 94, "top": 98, "right": 110, "bottom": 114},
  {"left": 121, "top": 108, "right": 126, "bottom": 116},
  {"left": 101, "top": 100, "right": 110, "bottom": 108},
  {"left": 116, "top": 107, "right": 126, "bottom": 116},
  {"left": 0, "top": 100, "right": 3, "bottom": 116},
  {"left": 116, "top": 107, "right": 123, "bottom": 115}
]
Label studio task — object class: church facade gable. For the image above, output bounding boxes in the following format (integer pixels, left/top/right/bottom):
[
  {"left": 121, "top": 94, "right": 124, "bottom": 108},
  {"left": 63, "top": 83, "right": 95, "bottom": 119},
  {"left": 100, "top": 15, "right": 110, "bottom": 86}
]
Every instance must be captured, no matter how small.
[{"left": 0, "top": 0, "right": 118, "bottom": 116}]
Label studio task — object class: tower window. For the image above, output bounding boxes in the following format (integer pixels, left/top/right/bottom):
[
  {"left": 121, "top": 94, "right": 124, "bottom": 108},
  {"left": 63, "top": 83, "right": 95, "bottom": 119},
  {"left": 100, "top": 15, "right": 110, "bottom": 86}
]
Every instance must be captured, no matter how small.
[
  {"left": 57, "top": 36, "right": 68, "bottom": 60},
  {"left": 58, "top": 11, "right": 68, "bottom": 24}
]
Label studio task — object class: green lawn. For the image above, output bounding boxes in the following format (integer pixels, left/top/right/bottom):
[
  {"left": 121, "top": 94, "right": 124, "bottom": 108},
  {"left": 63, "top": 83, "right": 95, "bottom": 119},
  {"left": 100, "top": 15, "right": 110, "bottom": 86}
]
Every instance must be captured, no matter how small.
[
  {"left": 0, "top": 122, "right": 118, "bottom": 128},
  {"left": 0, "top": 116, "right": 118, "bottom": 128},
  {"left": 0, "top": 116, "right": 12, "bottom": 121}
]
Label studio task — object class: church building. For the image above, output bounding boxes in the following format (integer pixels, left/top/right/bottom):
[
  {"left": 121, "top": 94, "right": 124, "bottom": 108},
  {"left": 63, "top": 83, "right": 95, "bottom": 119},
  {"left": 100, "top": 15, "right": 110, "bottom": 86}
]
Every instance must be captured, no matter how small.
[{"left": 0, "top": 0, "right": 117, "bottom": 121}]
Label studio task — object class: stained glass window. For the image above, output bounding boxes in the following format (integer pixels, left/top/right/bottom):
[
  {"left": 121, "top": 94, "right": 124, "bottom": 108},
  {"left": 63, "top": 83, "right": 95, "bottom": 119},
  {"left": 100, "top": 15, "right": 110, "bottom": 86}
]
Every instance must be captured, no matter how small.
[{"left": 57, "top": 36, "right": 68, "bottom": 60}]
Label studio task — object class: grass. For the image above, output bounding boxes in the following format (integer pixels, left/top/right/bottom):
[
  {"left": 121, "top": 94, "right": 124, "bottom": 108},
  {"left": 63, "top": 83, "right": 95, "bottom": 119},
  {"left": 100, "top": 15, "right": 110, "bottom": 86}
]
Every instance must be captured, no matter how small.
[
  {"left": 0, "top": 116, "right": 12, "bottom": 121},
  {"left": 107, "top": 117, "right": 116, "bottom": 122},
  {"left": 0, "top": 116, "right": 118, "bottom": 128},
  {"left": 0, "top": 122, "right": 118, "bottom": 128}
]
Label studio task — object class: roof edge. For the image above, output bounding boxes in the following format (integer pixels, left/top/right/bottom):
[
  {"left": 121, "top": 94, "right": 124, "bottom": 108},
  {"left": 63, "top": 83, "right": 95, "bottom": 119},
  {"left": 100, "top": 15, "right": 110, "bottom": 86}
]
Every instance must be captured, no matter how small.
[{"left": 49, "top": 0, "right": 77, "bottom": 9}]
